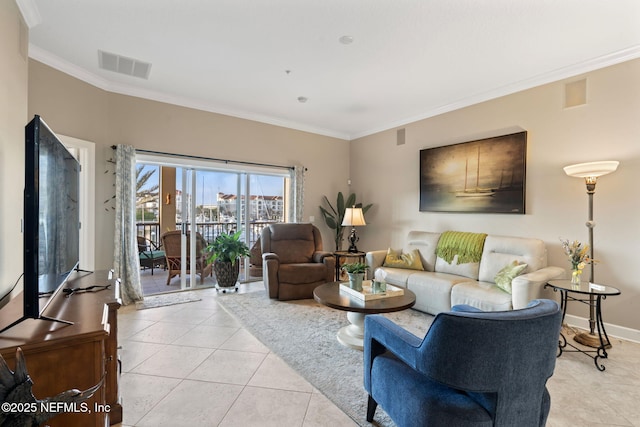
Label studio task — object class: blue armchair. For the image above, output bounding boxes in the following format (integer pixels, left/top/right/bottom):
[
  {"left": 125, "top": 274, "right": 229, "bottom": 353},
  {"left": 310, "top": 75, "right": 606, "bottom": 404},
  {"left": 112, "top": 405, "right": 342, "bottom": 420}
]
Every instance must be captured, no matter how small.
[{"left": 364, "top": 299, "right": 562, "bottom": 427}]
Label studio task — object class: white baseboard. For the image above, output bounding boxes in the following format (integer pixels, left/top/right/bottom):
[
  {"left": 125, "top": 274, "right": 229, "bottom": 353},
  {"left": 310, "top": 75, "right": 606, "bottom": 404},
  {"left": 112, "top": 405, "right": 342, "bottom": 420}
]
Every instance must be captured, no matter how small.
[{"left": 565, "top": 314, "right": 640, "bottom": 344}]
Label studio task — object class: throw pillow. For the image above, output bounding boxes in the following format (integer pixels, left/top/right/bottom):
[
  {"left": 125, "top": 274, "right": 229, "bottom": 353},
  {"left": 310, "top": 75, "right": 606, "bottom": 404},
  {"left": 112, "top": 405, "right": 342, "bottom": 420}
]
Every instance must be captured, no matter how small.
[
  {"left": 494, "top": 261, "right": 528, "bottom": 294},
  {"left": 382, "top": 248, "right": 425, "bottom": 271}
]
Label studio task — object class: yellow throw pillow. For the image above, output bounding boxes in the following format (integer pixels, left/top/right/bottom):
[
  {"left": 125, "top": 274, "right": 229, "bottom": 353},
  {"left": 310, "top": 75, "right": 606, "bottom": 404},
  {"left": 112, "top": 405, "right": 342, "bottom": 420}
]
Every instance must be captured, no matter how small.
[
  {"left": 494, "top": 261, "right": 528, "bottom": 294},
  {"left": 382, "top": 248, "right": 425, "bottom": 271}
]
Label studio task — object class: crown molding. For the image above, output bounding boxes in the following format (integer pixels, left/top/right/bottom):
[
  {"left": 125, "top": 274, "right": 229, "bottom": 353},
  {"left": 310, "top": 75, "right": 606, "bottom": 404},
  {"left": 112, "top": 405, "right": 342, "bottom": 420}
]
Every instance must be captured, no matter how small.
[
  {"left": 29, "top": 43, "right": 640, "bottom": 142},
  {"left": 15, "top": 0, "right": 41, "bottom": 28},
  {"left": 28, "top": 45, "right": 350, "bottom": 141},
  {"left": 349, "top": 45, "right": 640, "bottom": 140}
]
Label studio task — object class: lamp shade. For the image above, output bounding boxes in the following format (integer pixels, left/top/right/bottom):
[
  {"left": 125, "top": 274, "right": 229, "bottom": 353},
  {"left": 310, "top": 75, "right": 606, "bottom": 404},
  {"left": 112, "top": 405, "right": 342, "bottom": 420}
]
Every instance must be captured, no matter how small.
[
  {"left": 563, "top": 161, "right": 619, "bottom": 178},
  {"left": 342, "top": 207, "right": 366, "bottom": 227}
]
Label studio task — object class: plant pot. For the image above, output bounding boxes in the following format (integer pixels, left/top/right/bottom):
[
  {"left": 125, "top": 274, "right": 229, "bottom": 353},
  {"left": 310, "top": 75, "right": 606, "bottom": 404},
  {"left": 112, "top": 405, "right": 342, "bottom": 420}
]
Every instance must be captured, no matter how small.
[
  {"left": 347, "top": 272, "right": 364, "bottom": 292},
  {"left": 213, "top": 259, "right": 240, "bottom": 288}
]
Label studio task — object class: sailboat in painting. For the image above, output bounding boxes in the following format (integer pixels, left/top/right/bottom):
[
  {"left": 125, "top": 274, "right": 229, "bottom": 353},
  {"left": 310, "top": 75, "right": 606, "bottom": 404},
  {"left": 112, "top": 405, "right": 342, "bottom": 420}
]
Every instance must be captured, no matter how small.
[{"left": 455, "top": 148, "right": 495, "bottom": 197}]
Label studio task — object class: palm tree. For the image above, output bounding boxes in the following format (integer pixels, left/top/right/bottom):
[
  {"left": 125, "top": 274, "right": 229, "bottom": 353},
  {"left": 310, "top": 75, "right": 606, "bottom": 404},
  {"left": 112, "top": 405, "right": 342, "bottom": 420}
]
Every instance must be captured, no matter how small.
[
  {"left": 136, "top": 165, "right": 159, "bottom": 205},
  {"left": 136, "top": 165, "right": 159, "bottom": 221}
]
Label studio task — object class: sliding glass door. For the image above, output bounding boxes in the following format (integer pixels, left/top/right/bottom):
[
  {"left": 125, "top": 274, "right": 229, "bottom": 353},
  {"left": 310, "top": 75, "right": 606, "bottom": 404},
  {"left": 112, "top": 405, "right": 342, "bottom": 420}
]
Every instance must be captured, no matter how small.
[{"left": 136, "top": 157, "right": 288, "bottom": 294}]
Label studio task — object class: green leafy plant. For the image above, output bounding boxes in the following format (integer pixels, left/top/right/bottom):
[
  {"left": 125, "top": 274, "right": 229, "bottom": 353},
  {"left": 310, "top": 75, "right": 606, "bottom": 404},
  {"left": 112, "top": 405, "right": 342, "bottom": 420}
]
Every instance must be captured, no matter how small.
[
  {"left": 319, "top": 192, "right": 372, "bottom": 251},
  {"left": 206, "top": 230, "right": 251, "bottom": 266},
  {"left": 341, "top": 262, "right": 369, "bottom": 274}
]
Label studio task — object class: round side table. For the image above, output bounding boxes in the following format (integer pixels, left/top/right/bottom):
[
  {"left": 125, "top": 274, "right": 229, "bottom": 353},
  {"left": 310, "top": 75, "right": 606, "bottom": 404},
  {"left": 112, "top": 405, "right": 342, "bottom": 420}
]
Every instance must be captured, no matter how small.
[{"left": 545, "top": 279, "right": 620, "bottom": 371}]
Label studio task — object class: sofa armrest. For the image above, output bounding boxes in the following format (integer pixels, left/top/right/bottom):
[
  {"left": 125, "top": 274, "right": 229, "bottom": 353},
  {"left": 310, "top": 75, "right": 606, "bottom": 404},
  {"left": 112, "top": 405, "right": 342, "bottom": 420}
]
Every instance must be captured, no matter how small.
[
  {"left": 511, "top": 266, "right": 565, "bottom": 309},
  {"left": 366, "top": 250, "right": 387, "bottom": 271}
]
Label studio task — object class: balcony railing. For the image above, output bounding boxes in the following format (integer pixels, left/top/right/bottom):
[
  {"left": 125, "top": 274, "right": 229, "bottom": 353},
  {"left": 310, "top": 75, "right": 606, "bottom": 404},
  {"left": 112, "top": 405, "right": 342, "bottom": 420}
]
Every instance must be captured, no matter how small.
[{"left": 136, "top": 221, "right": 276, "bottom": 249}]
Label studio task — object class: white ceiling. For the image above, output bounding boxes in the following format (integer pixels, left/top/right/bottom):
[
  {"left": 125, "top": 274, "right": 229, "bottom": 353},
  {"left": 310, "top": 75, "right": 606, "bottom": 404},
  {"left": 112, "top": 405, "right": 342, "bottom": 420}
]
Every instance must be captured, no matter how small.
[{"left": 20, "top": 0, "right": 640, "bottom": 140}]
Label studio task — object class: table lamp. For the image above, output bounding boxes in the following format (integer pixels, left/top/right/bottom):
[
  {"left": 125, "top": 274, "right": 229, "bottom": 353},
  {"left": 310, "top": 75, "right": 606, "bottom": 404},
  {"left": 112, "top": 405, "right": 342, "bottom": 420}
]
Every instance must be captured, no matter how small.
[
  {"left": 563, "top": 160, "right": 619, "bottom": 348},
  {"left": 342, "top": 207, "right": 366, "bottom": 253}
]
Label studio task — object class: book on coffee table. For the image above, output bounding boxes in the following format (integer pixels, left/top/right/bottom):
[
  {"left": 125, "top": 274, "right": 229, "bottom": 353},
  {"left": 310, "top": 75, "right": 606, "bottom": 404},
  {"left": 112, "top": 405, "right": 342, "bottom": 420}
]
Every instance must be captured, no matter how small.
[{"left": 339, "top": 281, "right": 405, "bottom": 301}]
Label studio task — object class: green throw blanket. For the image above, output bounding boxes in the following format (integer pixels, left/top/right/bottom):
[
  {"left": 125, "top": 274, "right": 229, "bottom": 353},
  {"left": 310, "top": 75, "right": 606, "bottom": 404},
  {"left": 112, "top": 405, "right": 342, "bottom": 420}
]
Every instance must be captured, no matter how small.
[{"left": 436, "top": 231, "right": 487, "bottom": 265}]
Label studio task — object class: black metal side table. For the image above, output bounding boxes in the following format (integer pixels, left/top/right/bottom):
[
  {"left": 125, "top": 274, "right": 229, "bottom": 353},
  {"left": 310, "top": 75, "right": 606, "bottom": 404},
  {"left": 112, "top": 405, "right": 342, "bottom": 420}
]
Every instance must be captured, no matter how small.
[
  {"left": 334, "top": 250, "right": 366, "bottom": 281},
  {"left": 545, "top": 279, "right": 620, "bottom": 371}
]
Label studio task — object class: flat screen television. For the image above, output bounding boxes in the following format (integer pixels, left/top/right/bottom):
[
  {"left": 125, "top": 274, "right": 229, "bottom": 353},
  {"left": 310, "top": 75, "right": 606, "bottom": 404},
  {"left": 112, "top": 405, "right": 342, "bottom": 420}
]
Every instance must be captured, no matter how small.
[{"left": 0, "top": 115, "right": 81, "bottom": 332}]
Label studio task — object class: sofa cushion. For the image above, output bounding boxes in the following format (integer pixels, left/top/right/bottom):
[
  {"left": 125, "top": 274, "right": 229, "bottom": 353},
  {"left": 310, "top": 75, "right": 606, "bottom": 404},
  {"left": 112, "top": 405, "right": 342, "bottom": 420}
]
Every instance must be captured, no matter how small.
[
  {"left": 375, "top": 267, "right": 416, "bottom": 287},
  {"left": 450, "top": 281, "right": 513, "bottom": 311},
  {"left": 435, "top": 255, "right": 480, "bottom": 280},
  {"left": 478, "top": 235, "right": 547, "bottom": 283},
  {"left": 405, "top": 231, "right": 441, "bottom": 272},
  {"left": 407, "top": 272, "right": 471, "bottom": 314},
  {"left": 383, "top": 248, "right": 424, "bottom": 271},
  {"left": 494, "top": 261, "right": 528, "bottom": 294}
]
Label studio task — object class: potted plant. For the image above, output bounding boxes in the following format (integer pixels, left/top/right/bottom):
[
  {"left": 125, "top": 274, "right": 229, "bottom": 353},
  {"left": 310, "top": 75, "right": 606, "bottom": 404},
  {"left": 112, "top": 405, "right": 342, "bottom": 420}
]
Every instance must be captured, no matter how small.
[
  {"left": 342, "top": 262, "right": 369, "bottom": 291},
  {"left": 319, "top": 192, "right": 372, "bottom": 251},
  {"left": 207, "top": 230, "right": 251, "bottom": 289}
]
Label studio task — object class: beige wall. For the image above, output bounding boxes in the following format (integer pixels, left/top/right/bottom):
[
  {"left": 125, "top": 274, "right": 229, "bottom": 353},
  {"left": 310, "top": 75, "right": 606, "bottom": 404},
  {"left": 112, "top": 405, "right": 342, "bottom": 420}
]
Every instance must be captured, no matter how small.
[
  {"left": 27, "top": 61, "right": 350, "bottom": 271},
  {"left": 350, "top": 59, "right": 640, "bottom": 333},
  {"left": 0, "top": 2, "right": 28, "bottom": 304},
  {"left": 4, "top": 8, "right": 638, "bottom": 334}
]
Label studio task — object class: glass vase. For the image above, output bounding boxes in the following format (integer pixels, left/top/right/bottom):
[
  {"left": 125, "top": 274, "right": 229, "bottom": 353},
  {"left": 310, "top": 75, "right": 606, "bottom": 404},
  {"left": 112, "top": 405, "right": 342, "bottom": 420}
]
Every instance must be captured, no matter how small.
[{"left": 570, "top": 269, "right": 582, "bottom": 285}]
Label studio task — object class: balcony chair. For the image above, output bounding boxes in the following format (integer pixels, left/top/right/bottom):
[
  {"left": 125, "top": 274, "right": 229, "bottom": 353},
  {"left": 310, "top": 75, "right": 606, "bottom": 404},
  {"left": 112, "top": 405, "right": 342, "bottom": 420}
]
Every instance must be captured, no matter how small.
[
  {"left": 248, "top": 237, "right": 263, "bottom": 278},
  {"left": 161, "top": 230, "right": 212, "bottom": 286},
  {"left": 137, "top": 236, "right": 166, "bottom": 275},
  {"left": 261, "top": 223, "right": 335, "bottom": 300},
  {"left": 364, "top": 299, "right": 562, "bottom": 427}
]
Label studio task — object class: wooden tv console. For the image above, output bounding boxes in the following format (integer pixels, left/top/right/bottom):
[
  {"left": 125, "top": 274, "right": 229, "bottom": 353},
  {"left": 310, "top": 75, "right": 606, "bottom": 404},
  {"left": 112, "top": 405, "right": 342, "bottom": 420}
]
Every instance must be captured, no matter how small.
[{"left": 0, "top": 270, "right": 122, "bottom": 426}]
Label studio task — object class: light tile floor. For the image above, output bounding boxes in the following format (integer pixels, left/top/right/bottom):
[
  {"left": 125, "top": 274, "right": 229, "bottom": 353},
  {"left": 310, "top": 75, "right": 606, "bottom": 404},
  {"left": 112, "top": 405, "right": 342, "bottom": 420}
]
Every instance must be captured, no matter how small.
[
  {"left": 114, "top": 283, "right": 640, "bottom": 427},
  {"left": 138, "top": 267, "right": 261, "bottom": 296}
]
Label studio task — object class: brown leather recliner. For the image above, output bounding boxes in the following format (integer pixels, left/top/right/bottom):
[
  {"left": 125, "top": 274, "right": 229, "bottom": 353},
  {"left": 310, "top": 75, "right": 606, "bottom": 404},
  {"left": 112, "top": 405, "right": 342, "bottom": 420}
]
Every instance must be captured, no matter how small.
[{"left": 261, "top": 223, "right": 335, "bottom": 300}]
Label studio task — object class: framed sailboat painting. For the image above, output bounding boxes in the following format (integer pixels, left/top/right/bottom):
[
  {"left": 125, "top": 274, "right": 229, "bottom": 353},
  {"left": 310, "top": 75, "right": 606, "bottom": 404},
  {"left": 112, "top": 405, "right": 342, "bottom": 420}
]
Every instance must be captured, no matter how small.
[{"left": 419, "top": 131, "right": 526, "bottom": 213}]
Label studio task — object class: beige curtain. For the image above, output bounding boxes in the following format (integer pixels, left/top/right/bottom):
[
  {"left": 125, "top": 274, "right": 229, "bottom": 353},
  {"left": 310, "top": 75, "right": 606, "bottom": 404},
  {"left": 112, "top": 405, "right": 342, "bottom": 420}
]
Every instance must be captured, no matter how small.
[
  {"left": 288, "top": 165, "right": 305, "bottom": 223},
  {"left": 113, "top": 144, "right": 143, "bottom": 304}
]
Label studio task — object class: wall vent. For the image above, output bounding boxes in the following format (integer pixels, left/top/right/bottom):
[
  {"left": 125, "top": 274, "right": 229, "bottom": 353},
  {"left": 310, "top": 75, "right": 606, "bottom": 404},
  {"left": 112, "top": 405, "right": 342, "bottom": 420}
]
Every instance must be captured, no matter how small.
[
  {"left": 564, "top": 78, "right": 587, "bottom": 108},
  {"left": 98, "top": 50, "right": 151, "bottom": 79},
  {"left": 397, "top": 128, "right": 406, "bottom": 146}
]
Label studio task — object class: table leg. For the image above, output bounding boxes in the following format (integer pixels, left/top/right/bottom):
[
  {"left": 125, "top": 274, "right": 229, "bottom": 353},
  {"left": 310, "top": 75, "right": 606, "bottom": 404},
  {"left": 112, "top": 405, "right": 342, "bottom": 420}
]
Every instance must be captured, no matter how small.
[
  {"left": 337, "top": 311, "right": 366, "bottom": 350},
  {"left": 574, "top": 294, "right": 612, "bottom": 350}
]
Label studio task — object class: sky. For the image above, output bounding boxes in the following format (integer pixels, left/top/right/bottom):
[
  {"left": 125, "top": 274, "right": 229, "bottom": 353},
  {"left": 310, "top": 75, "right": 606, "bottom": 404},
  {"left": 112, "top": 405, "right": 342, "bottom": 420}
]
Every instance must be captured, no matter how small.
[{"left": 139, "top": 164, "right": 284, "bottom": 206}]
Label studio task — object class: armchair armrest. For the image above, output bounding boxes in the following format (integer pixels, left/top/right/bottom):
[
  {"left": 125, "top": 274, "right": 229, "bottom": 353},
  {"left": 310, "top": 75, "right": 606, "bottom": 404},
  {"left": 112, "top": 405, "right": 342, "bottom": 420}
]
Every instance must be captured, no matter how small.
[
  {"left": 451, "top": 304, "right": 484, "bottom": 313},
  {"left": 312, "top": 251, "right": 334, "bottom": 263},
  {"left": 364, "top": 315, "right": 424, "bottom": 391},
  {"left": 262, "top": 252, "right": 280, "bottom": 298},
  {"left": 314, "top": 251, "right": 336, "bottom": 283},
  {"left": 366, "top": 250, "right": 387, "bottom": 271},
  {"left": 511, "top": 266, "right": 564, "bottom": 309},
  {"left": 262, "top": 252, "right": 280, "bottom": 262}
]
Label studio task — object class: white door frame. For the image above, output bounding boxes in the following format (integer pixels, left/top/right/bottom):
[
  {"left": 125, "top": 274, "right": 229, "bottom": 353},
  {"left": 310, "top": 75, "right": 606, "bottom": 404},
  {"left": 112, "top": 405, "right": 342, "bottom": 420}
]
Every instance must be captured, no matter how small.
[{"left": 60, "top": 135, "right": 96, "bottom": 272}]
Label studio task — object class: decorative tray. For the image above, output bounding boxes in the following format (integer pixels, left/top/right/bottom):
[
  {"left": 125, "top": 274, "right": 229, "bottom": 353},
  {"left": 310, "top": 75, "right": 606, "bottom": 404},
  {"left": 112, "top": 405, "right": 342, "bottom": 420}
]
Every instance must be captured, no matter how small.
[{"left": 339, "top": 281, "right": 404, "bottom": 301}]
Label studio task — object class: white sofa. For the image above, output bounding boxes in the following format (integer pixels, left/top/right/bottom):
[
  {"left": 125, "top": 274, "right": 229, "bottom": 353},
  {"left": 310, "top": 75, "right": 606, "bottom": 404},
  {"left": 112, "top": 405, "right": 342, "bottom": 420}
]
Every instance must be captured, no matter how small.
[{"left": 366, "top": 231, "right": 564, "bottom": 315}]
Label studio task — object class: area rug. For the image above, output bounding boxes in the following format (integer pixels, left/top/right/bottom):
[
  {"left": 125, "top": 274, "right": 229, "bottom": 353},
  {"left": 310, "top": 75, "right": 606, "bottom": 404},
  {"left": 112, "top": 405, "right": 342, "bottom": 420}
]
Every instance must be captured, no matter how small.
[
  {"left": 136, "top": 291, "right": 202, "bottom": 310},
  {"left": 215, "top": 290, "right": 434, "bottom": 426}
]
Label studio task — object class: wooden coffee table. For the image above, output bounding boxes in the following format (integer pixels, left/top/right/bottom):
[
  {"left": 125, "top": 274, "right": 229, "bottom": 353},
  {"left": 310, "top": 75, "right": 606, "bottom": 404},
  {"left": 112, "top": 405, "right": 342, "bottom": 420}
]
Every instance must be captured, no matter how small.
[{"left": 313, "top": 281, "right": 416, "bottom": 350}]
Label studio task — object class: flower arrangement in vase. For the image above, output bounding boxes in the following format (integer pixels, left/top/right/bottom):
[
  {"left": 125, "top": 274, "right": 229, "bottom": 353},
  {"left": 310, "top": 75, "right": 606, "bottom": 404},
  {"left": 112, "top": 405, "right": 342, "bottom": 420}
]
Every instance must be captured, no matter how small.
[{"left": 560, "top": 238, "right": 596, "bottom": 285}]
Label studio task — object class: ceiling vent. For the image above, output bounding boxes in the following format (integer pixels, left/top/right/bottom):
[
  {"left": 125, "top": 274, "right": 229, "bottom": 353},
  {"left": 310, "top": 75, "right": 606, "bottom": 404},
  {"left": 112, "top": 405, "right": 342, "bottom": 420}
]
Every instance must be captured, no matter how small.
[{"left": 98, "top": 50, "right": 151, "bottom": 79}]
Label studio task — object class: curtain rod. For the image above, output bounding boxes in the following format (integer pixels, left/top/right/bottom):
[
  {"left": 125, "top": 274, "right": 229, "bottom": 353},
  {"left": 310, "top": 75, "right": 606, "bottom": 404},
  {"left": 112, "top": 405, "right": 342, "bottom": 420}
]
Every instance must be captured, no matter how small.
[{"left": 111, "top": 145, "right": 297, "bottom": 171}]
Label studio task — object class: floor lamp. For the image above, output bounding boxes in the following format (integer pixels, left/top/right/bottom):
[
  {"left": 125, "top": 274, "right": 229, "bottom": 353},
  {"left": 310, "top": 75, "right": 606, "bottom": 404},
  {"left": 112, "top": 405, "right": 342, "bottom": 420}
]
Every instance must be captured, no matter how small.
[{"left": 563, "top": 160, "right": 619, "bottom": 348}]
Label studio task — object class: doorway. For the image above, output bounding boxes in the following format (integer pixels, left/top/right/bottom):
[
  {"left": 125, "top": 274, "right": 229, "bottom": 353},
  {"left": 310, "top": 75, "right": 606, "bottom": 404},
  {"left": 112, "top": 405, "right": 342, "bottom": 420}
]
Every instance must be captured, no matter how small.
[{"left": 135, "top": 158, "right": 288, "bottom": 295}]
